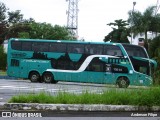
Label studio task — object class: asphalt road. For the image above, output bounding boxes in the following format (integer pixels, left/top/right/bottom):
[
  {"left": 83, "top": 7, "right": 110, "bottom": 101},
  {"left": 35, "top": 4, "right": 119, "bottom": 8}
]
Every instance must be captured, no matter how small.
[{"left": 0, "top": 79, "right": 115, "bottom": 102}]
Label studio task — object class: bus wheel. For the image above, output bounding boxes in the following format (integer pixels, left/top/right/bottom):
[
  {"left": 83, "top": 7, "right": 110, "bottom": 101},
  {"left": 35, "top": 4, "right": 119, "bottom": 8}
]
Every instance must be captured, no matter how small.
[
  {"left": 43, "top": 72, "right": 58, "bottom": 84},
  {"left": 117, "top": 77, "right": 129, "bottom": 88},
  {"left": 29, "top": 72, "right": 40, "bottom": 82}
]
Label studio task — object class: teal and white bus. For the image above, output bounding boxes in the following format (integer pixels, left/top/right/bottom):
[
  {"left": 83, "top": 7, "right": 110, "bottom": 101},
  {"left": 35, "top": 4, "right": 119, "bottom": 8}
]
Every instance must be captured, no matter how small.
[{"left": 7, "top": 38, "right": 157, "bottom": 88}]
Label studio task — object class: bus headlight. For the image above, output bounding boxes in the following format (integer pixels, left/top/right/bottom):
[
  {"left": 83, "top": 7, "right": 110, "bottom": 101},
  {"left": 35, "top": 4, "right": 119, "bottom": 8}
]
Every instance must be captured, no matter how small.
[{"left": 129, "top": 70, "right": 133, "bottom": 74}]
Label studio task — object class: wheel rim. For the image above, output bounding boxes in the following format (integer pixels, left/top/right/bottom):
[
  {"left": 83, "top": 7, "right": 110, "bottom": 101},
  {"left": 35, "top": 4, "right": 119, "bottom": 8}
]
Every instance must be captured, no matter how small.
[
  {"left": 118, "top": 77, "right": 129, "bottom": 88},
  {"left": 30, "top": 73, "right": 39, "bottom": 82},
  {"left": 44, "top": 74, "right": 52, "bottom": 83},
  {"left": 120, "top": 79, "right": 127, "bottom": 87}
]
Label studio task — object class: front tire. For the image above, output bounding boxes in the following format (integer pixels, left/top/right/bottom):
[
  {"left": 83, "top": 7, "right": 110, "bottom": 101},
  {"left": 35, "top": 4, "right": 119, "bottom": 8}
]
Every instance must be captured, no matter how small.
[{"left": 117, "top": 77, "right": 129, "bottom": 88}]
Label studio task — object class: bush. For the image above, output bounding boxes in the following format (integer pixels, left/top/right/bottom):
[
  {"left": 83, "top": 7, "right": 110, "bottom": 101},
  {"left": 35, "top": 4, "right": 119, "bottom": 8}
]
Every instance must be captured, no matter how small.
[{"left": 153, "top": 70, "right": 160, "bottom": 85}]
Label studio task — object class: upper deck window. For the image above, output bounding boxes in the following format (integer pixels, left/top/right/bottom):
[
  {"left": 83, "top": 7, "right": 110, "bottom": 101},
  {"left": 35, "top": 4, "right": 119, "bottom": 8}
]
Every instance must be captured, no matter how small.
[
  {"left": 85, "top": 44, "right": 103, "bottom": 55},
  {"left": 21, "top": 42, "right": 32, "bottom": 51},
  {"left": 11, "top": 41, "right": 21, "bottom": 50},
  {"left": 32, "top": 42, "right": 49, "bottom": 52},
  {"left": 104, "top": 45, "right": 123, "bottom": 56},
  {"left": 49, "top": 43, "right": 66, "bottom": 53},
  {"left": 67, "top": 44, "right": 84, "bottom": 54}
]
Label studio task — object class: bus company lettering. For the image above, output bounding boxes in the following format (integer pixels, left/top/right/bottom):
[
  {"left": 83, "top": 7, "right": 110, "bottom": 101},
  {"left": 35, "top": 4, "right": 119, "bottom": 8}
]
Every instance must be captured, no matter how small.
[{"left": 11, "top": 52, "right": 26, "bottom": 58}]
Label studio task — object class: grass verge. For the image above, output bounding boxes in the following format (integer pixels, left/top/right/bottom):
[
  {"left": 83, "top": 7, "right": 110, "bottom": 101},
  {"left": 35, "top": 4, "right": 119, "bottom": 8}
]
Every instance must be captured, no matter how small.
[
  {"left": 9, "top": 87, "right": 160, "bottom": 106},
  {"left": 0, "top": 70, "right": 6, "bottom": 76}
]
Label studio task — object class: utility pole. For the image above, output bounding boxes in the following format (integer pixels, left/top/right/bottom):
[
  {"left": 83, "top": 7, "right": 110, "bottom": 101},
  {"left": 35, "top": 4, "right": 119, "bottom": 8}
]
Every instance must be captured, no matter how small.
[
  {"left": 131, "top": 1, "right": 136, "bottom": 44},
  {"left": 66, "top": 0, "right": 79, "bottom": 39},
  {"left": 155, "top": 0, "right": 160, "bottom": 16}
]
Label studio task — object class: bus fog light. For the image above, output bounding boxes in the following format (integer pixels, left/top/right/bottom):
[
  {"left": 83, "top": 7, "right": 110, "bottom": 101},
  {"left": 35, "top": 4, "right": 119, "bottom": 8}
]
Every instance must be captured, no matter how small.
[{"left": 140, "top": 80, "right": 143, "bottom": 84}]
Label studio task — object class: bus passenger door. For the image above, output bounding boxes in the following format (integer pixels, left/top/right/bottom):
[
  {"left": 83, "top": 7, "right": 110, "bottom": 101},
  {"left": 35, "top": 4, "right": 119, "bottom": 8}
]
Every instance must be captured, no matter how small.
[{"left": 104, "top": 64, "right": 113, "bottom": 84}]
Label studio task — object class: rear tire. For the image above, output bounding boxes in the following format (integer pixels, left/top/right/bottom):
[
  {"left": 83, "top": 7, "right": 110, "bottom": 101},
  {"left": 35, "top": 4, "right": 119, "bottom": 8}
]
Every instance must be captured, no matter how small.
[
  {"left": 29, "top": 72, "right": 40, "bottom": 83},
  {"left": 117, "top": 77, "right": 129, "bottom": 88},
  {"left": 43, "top": 72, "right": 58, "bottom": 84}
]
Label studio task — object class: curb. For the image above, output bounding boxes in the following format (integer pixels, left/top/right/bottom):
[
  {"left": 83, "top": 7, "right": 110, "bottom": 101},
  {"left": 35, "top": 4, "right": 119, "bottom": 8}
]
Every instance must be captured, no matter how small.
[
  {"left": 1, "top": 103, "right": 160, "bottom": 112},
  {"left": 0, "top": 76, "right": 16, "bottom": 80}
]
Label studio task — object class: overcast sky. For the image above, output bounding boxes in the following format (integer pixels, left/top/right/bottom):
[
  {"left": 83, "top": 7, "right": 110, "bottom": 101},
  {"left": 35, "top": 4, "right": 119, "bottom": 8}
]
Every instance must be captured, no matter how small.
[{"left": 1, "top": 0, "right": 159, "bottom": 42}]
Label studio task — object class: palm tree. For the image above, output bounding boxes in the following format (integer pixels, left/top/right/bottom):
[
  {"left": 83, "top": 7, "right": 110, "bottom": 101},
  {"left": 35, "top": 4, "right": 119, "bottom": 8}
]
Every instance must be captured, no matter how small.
[
  {"left": 104, "top": 19, "right": 130, "bottom": 43},
  {"left": 128, "top": 6, "right": 160, "bottom": 41}
]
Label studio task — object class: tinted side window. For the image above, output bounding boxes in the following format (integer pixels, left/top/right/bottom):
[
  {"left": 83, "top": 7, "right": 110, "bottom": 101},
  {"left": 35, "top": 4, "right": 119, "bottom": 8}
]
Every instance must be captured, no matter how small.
[
  {"left": 50, "top": 43, "right": 66, "bottom": 52},
  {"left": 90, "top": 44, "right": 103, "bottom": 54},
  {"left": 85, "top": 45, "right": 90, "bottom": 54},
  {"left": 87, "top": 63, "right": 104, "bottom": 72},
  {"left": 32, "top": 42, "right": 49, "bottom": 52},
  {"left": 11, "top": 59, "right": 19, "bottom": 67},
  {"left": 67, "top": 44, "right": 84, "bottom": 53},
  {"left": 85, "top": 44, "right": 103, "bottom": 54},
  {"left": 11, "top": 41, "right": 21, "bottom": 50},
  {"left": 104, "top": 45, "right": 122, "bottom": 56},
  {"left": 21, "top": 42, "right": 32, "bottom": 51}
]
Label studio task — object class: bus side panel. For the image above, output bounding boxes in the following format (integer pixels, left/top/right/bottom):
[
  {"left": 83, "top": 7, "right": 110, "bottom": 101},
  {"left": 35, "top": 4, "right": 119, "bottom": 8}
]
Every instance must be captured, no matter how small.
[
  {"left": 72, "top": 72, "right": 88, "bottom": 83},
  {"left": 28, "top": 60, "right": 51, "bottom": 76},
  {"left": 54, "top": 71, "right": 105, "bottom": 84},
  {"left": 53, "top": 72, "right": 87, "bottom": 83},
  {"left": 53, "top": 72, "right": 71, "bottom": 82},
  {"left": 104, "top": 72, "right": 115, "bottom": 84},
  {"left": 87, "top": 71, "right": 104, "bottom": 84}
]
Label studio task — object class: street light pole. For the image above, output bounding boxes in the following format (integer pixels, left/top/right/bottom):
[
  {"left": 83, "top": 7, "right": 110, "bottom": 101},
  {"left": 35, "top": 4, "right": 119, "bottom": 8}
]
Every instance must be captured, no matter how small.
[{"left": 131, "top": 1, "right": 136, "bottom": 44}]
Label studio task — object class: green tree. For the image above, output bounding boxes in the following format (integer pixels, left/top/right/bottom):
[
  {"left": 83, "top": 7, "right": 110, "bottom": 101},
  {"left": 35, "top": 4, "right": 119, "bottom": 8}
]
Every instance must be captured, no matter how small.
[
  {"left": 8, "top": 10, "right": 23, "bottom": 24},
  {"left": 128, "top": 6, "right": 160, "bottom": 41},
  {"left": 149, "top": 36, "right": 160, "bottom": 61},
  {"left": 29, "top": 22, "right": 74, "bottom": 40},
  {"left": 0, "top": 2, "right": 8, "bottom": 44},
  {"left": 149, "top": 36, "right": 160, "bottom": 84},
  {"left": 7, "top": 23, "right": 32, "bottom": 38},
  {"left": 6, "top": 19, "right": 73, "bottom": 40},
  {"left": 0, "top": 46, "right": 7, "bottom": 70},
  {"left": 52, "top": 25, "right": 74, "bottom": 40},
  {"left": 6, "top": 9, "right": 34, "bottom": 39},
  {"left": 104, "top": 19, "right": 130, "bottom": 43}
]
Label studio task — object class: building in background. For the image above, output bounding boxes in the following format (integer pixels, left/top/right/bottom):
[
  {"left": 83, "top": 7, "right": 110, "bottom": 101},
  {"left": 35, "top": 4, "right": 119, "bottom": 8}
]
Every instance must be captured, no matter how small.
[
  {"left": 2, "top": 40, "right": 8, "bottom": 53},
  {"left": 128, "top": 31, "right": 160, "bottom": 46}
]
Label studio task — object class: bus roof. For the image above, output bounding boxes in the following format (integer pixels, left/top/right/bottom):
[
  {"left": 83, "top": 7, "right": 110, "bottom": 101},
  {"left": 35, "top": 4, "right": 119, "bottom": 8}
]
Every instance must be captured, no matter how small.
[{"left": 9, "top": 38, "right": 121, "bottom": 46}]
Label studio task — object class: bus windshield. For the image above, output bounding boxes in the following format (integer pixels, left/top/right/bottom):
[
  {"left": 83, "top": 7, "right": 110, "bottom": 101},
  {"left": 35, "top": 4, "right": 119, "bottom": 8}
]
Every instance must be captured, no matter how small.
[
  {"left": 122, "top": 44, "right": 152, "bottom": 76},
  {"left": 122, "top": 44, "right": 148, "bottom": 58}
]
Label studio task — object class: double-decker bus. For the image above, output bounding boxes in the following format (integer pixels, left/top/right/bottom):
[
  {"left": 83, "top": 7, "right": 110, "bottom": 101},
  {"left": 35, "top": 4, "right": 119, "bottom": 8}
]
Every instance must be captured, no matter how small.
[{"left": 7, "top": 38, "right": 157, "bottom": 88}]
